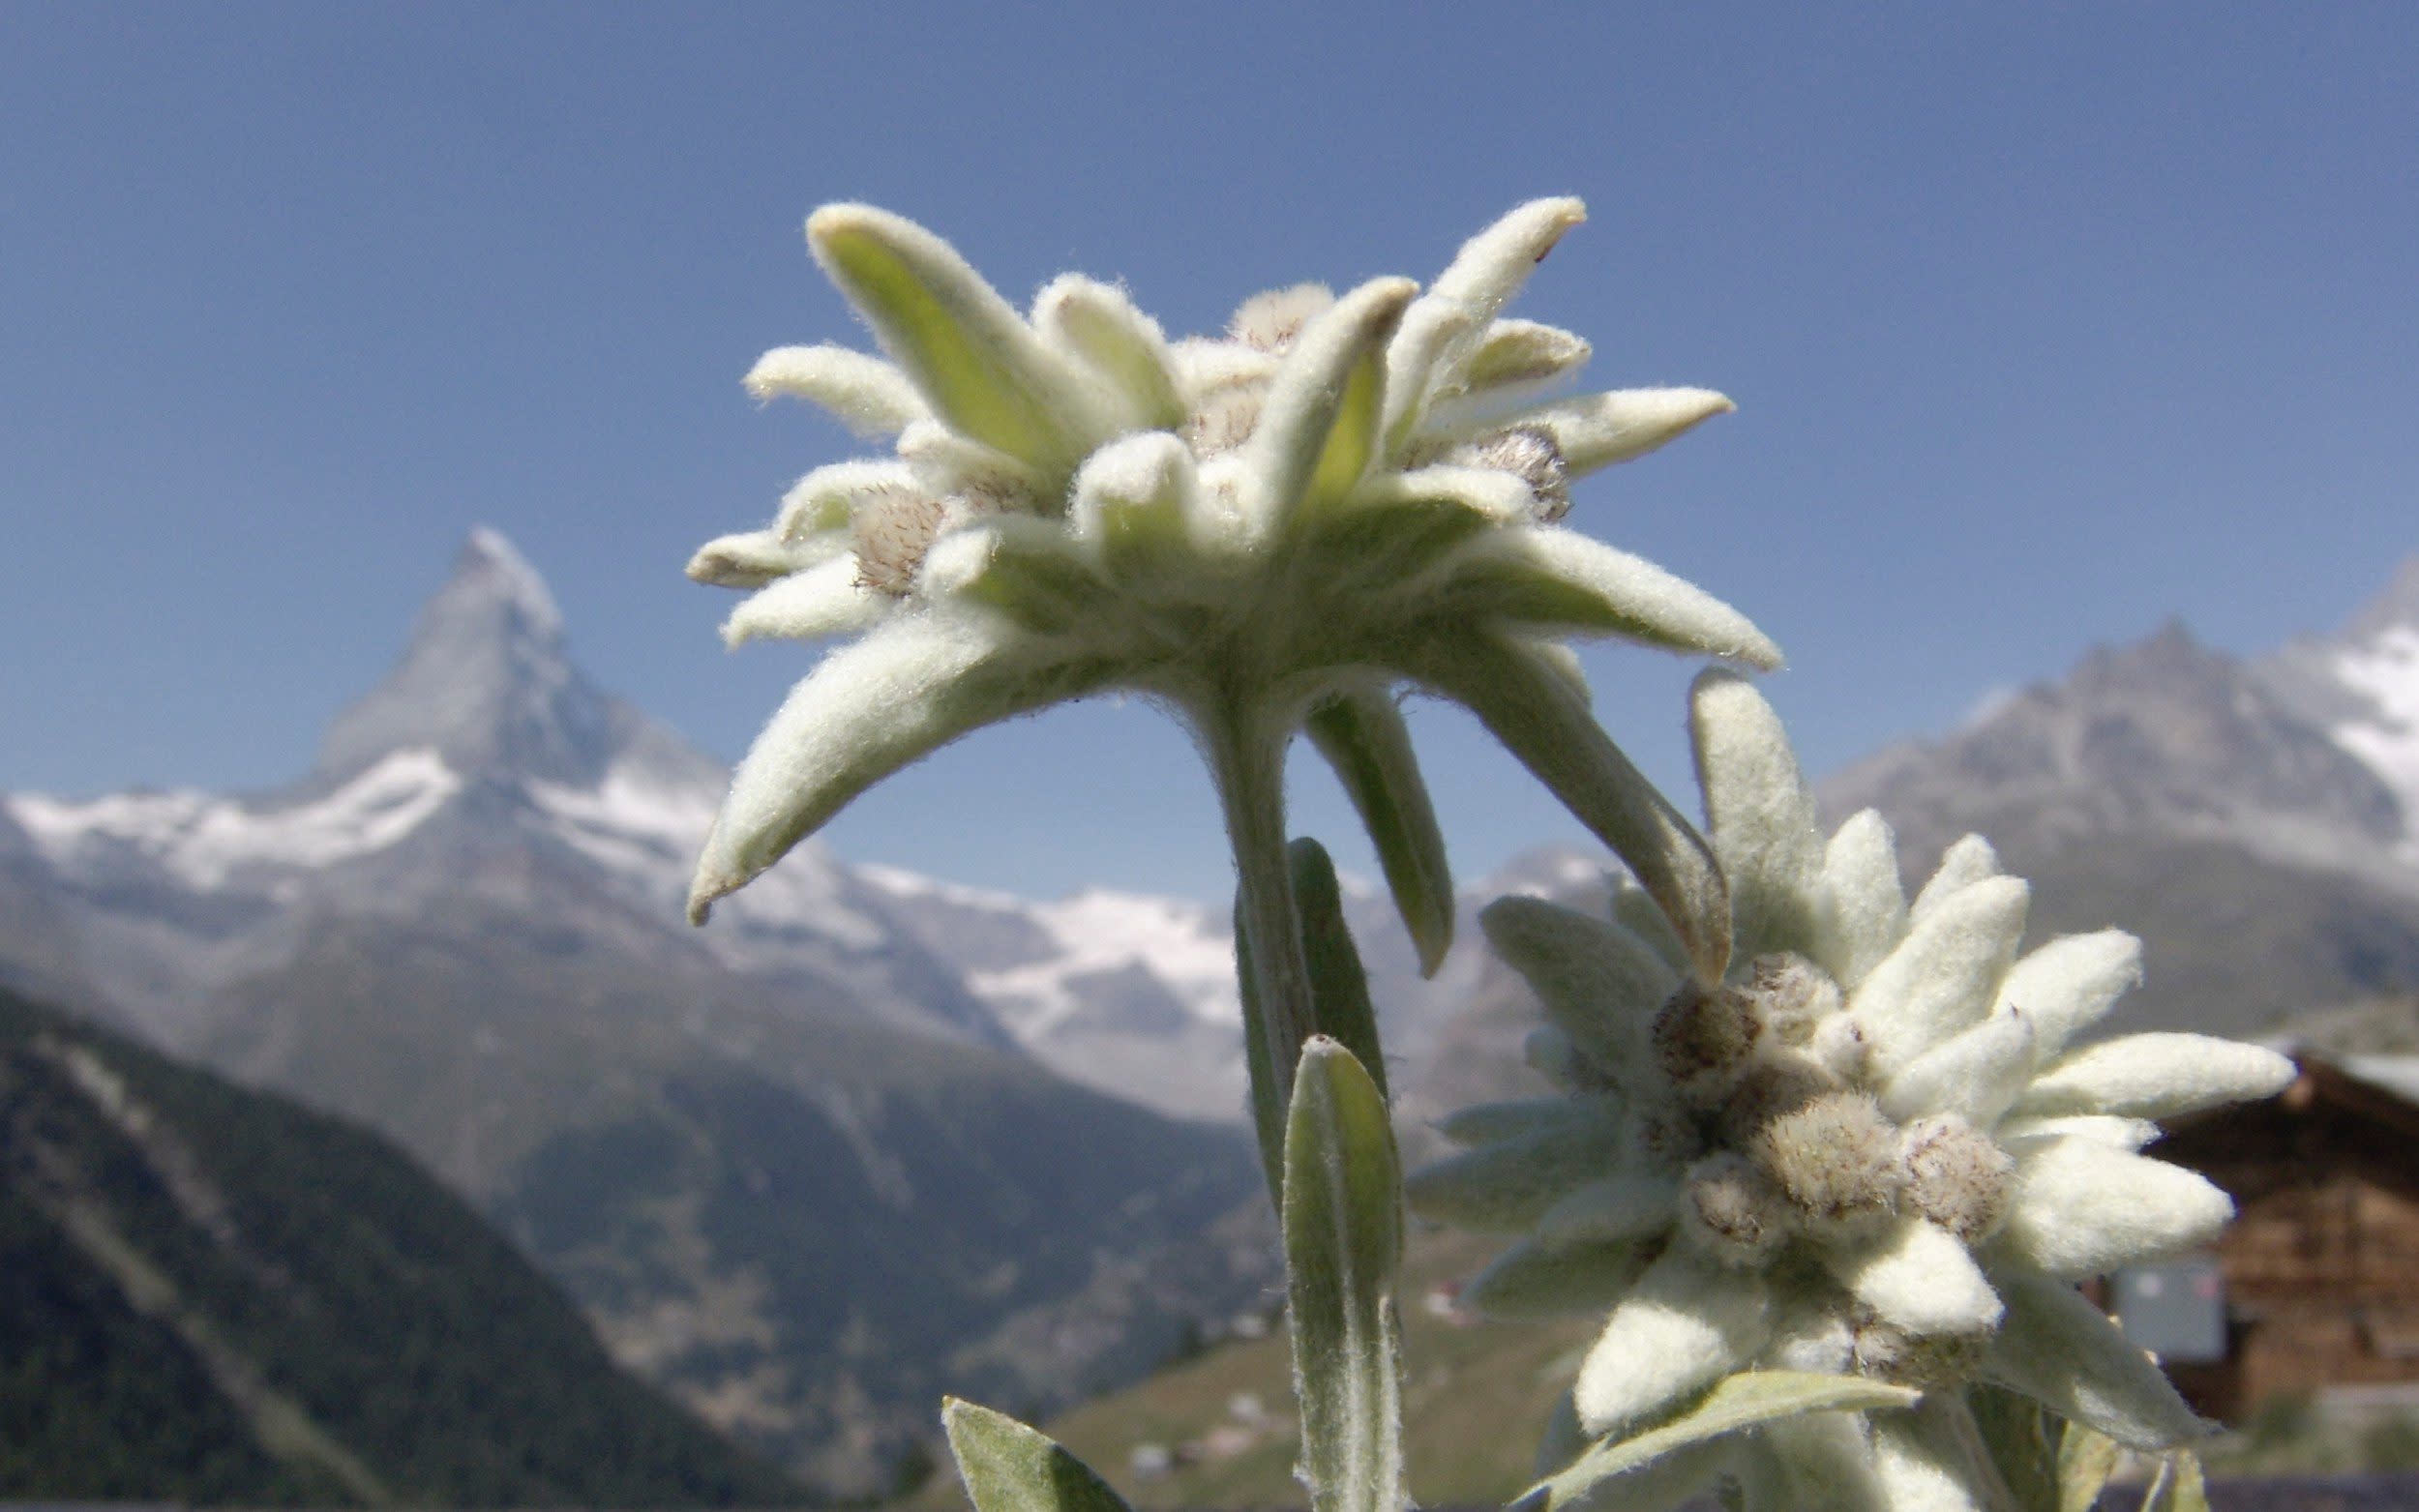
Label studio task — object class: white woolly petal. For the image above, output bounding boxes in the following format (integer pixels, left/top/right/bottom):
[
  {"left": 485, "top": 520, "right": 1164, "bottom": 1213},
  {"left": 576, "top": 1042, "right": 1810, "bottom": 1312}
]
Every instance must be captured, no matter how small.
[
  {"left": 1432, "top": 1097, "right": 1575, "bottom": 1148},
  {"left": 775, "top": 459, "right": 921, "bottom": 539},
  {"left": 1849, "top": 875, "right": 2029, "bottom": 1080},
  {"left": 1403, "top": 1096, "right": 1623, "bottom": 1232},
  {"left": 1242, "top": 276, "right": 1416, "bottom": 528},
  {"left": 1546, "top": 1439, "right": 1740, "bottom": 1512},
  {"left": 1869, "top": 1398, "right": 2008, "bottom": 1512},
  {"left": 1031, "top": 274, "right": 1184, "bottom": 430},
  {"left": 1810, "top": 809, "right": 1909, "bottom": 989},
  {"left": 1448, "top": 388, "right": 1734, "bottom": 477},
  {"left": 1574, "top": 1249, "right": 1773, "bottom": 1436},
  {"left": 1228, "top": 282, "right": 1336, "bottom": 351},
  {"left": 1438, "top": 531, "right": 1781, "bottom": 667},
  {"left": 686, "top": 526, "right": 843, "bottom": 589},
  {"left": 1350, "top": 462, "right": 1536, "bottom": 522},
  {"left": 1994, "top": 1113, "right": 2160, "bottom": 1153},
  {"left": 1385, "top": 198, "right": 1591, "bottom": 449},
  {"left": 2014, "top": 1034, "right": 2296, "bottom": 1122},
  {"left": 1538, "top": 1175, "right": 1683, "bottom": 1249},
  {"left": 1459, "top": 318, "right": 1592, "bottom": 399},
  {"left": 1908, "top": 835, "right": 2001, "bottom": 927},
  {"left": 721, "top": 558, "right": 883, "bottom": 646},
  {"left": 1994, "top": 1141, "right": 2233, "bottom": 1277},
  {"left": 1995, "top": 930, "right": 2142, "bottom": 1061},
  {"left": 895, "top": 419, "right": 1046, "bottom": 504},
  {"left": 1462, "top": 1236, "right": 1652, "bottom": 1320},
  {"left": 743, "top": 344, "right": 930, "bottom": 435},
  {"left": 806, "top": 203, "right": 1112, "bottom": 467},
  {"left": 1756, "top": 1413, "right": 1891, "bottom": 1512},
  {"left": 1479, "top": 897, "right": 1681, "bottom": 1082},
  {"left": 1821, "top": 1216, "right": 2003, "bottom": 1335},
  {"left": 1063, "top": 430, "right": 1211, "bottom": 587},
  {"left": 1428, "top": 196, "right": 1588, "bottom": 319},
  {"left": 688, "top": 616, "right": 1089, "bottom": 923},
  {"left": 1690, "top": 669, "right": 1821, "bottom": 960},
  {"left": 1880, "top": 1007, "right": 2036, "bottom": 1125},
  {"left": 1169, "top": 336, "right": 1278, "bottom": 398},
  {"left": 1983, "top": 1270, "right": 2206, "bottom": 1449},
  {"left": 1612, "top": 880, "right": 1694, "bottom": 976},
  {"left": 1380, "top": 296, "right": 1479, "bottom": 454}
]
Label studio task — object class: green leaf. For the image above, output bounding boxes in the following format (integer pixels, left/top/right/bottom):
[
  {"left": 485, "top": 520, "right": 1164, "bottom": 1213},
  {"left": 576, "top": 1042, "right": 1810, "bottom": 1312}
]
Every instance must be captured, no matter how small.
[
  {"left": 1389, "top": 629, "right": 1732, "bottom": 983},
  {"left": 1523, "top": 1373, "right": 1922, "bottom": 1512},
  {"left": 1288, "top": 839, "right": 1391, "bottom": 1100},
  {"left": 1305, "top": 692, "right": 1455, "bottom": 977},
  {"left": 2055, "top": 1418, "right": 2122, "bottom": 1512},
  {"left": 941, "top": 1398, "right": 1132, "bottom": 1512},
  {"left": 1234, "top": 897, "right": 1287, "bottom": 1207},
  {"left": 807, "top": 205, "right": 1101, "bottom": 469},
  {"left": 1969, "top": 1384, "right": 2060, "bottom": 1512},
  {"left": 1284, "top": 1038, "right": 1406, "bottom": 1512}
]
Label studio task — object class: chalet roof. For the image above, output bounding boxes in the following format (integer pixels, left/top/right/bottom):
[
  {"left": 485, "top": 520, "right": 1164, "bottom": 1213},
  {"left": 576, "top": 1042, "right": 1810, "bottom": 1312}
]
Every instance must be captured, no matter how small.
[
  {"left": 2269, "top": 1052, "right": 2419, "bottom": 1144},
  {"left": 2339, "top": 1053, "right": 2419, "bottom": 1106}
]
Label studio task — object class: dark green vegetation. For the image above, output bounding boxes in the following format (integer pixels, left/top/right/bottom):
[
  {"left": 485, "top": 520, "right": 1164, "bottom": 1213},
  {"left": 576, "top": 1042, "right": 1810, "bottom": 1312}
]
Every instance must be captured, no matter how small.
[{"left": 0, "top": 986, "right": 800, "bottom": 1507}]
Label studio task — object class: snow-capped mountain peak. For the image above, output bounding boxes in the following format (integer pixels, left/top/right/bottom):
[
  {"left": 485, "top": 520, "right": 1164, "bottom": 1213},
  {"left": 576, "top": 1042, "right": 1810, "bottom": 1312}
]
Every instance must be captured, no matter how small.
[
  {"left": 2263, "top": 552, "right": 2419, "bottom": 857},
  {"left": 12, "top": 749, "right": 461, "bottom": 891},
  {"left": 313, "top": 527, "right": 620, "bottom": 788}
]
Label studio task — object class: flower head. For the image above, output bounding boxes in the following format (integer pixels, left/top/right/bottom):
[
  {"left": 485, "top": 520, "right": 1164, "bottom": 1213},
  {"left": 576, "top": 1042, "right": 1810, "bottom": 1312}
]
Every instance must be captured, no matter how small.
[
  {"left": 1408, "top": 669, "right": 2295, "bottom": 1506},
  {"left": 685, "top": 202, "right": 1777, "bottom": 979}
]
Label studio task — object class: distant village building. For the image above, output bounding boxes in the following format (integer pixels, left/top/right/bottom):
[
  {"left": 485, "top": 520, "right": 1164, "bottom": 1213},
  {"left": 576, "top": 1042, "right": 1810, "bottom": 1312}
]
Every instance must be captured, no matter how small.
[{"left": 2139, "top": 1054, "right": 2419, "bottom": 1419}]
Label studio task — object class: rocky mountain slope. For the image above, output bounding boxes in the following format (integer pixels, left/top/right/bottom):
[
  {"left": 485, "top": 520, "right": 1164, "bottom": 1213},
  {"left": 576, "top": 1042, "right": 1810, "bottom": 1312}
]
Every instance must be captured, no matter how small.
[
  {"left": 1, "top": 531, "right": 1268, "bottom": 1495},
  {"left": 1402, "top": 556, "right": 2419, "bottom": 1117},
  {"left": 0, "top": 983, "right": 798, "bottom": 1507},
  {"left": 13, "top": 525, "right": 2418, "bottom": 1488}
]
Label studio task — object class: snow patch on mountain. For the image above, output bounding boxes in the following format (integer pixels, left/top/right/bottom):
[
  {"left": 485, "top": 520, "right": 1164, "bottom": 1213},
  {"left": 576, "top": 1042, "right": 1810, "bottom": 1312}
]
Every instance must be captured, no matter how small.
[
  {"left": 529, "top": 761, "right": 719, "bottom": 879},
  {"left": 2330, "top": 626, "right": 2419, "bottom": 854},
  {"left": 860, "top": 866, "right": 1239, "bottom": 1035},
  {"left": 531, "top": 759, "right": 889, "bottom": 952},
  {"left": 973, "top": 891, "right": 1238, "bottom": 1035},
  {"left": 11, "top": 750, "right": 460, "bottom": 890}
]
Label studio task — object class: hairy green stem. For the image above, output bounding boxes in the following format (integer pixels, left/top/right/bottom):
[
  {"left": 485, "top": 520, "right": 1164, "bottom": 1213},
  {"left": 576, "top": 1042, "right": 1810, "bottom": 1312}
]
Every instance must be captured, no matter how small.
[{"left": 1203, "top": 700, "right": 1317, "bottom": 1188}]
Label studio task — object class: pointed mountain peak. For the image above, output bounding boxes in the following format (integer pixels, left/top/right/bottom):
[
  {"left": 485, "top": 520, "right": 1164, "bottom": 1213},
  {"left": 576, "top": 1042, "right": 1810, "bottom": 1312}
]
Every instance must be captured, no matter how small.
[
  {"left": 2344, "top": 553, "right": 2419, "bottom": 644},
  {"left": 313, "top": 529, "right": 619, "bottom": 787},
  {"left": 457, "top": 525, "right": 565, "bottom": 640}
]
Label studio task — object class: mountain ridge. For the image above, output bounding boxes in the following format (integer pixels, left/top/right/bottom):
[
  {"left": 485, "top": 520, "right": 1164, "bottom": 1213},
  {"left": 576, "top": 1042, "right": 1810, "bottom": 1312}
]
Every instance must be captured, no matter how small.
[
  {"left": 1, "top": 527, "right": 1272, "bottom": 1495},
  {"left": 0, "top": 983, "right": 801, "bottom": 1507}
]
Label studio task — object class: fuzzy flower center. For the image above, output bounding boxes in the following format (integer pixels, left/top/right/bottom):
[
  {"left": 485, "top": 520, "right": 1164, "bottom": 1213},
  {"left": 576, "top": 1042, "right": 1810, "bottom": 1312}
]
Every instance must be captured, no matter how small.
[{"left": 1643, "top": 952, "right": 2017, "bottom": 1381}]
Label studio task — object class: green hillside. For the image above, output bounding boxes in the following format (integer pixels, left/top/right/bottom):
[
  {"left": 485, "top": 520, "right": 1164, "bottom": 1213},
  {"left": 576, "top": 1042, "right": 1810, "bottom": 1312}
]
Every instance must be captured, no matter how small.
[
  {"left": 909, "top": 1228, "right": 1597, "bottom": 1512},
  {"left": 0, "top": 986, "right": 800, "bottom": 1507}
]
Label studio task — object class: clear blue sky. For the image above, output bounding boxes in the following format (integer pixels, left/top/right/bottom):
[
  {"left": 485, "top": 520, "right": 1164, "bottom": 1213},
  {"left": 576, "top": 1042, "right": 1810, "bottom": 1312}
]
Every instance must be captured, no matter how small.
[{"left": 5, "top": 5, "right": 2415, "bottom": 903}]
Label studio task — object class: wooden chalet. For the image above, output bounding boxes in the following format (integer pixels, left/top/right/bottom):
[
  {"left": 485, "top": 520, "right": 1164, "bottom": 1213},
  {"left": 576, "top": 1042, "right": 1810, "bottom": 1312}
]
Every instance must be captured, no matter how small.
[{"left": 2147, "top": 1054, "right": 2419, "bottom": 1420}]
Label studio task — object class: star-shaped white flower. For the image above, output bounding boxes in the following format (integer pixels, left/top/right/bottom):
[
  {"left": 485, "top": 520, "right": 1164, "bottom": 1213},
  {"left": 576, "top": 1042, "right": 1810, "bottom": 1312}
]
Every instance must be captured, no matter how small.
[
  {"left": 685, "top": 201, "right": 1779, "bottom": 1109},
  {"left": 1408, "top": 670, "right": 2295, "bottom": 1510}
]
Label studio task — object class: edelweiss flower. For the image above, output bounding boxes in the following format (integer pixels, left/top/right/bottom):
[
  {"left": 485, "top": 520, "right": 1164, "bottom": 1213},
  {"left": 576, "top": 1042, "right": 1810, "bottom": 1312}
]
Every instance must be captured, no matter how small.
[
  {"left": 1407, "top": 670, "right": 2295, "bottom": 1510},
  {"left": 686, "top": 200, "right": 1779, "bottom": 1105}
]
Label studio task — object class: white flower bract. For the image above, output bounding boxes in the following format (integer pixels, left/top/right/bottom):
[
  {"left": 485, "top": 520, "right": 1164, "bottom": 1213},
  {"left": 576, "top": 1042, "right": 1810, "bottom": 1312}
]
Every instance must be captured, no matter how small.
[
  {"left": 686, "top": 200, "right": 1778, "bottom": 989},
  {"left": 1408, "top": 668, "right": 2296, "bottom": 1506}
]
